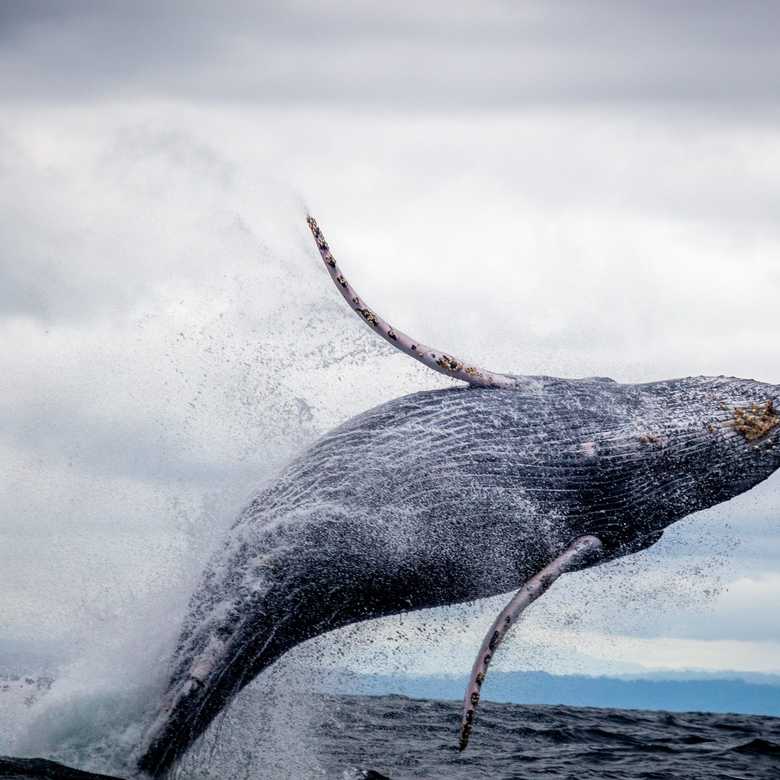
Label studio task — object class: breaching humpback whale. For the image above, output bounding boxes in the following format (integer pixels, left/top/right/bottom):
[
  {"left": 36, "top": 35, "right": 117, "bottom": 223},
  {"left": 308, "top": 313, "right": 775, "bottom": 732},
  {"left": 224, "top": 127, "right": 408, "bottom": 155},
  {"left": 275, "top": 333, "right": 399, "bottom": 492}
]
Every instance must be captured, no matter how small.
[{"left": 3, "top": 217, "right": 779, "bottom": 778}]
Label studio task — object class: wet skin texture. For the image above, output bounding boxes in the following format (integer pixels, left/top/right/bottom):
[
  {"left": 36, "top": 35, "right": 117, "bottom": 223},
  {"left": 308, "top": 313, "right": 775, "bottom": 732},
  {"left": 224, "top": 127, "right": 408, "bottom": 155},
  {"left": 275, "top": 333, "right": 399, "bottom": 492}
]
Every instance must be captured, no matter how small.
[{"left": 137, "top": 374, "right": 780, "bottom": 775}]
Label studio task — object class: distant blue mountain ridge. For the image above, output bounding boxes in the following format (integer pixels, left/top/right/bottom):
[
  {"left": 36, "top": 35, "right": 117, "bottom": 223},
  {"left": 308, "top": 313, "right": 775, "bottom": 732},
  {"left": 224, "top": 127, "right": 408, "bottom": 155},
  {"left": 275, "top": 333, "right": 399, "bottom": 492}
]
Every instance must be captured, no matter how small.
[
  {"left": 330, "top": 670, "right": 780, "bottom": 717},
  {"left": 2, "top": 638, "right": 779, "bottom": 718}
]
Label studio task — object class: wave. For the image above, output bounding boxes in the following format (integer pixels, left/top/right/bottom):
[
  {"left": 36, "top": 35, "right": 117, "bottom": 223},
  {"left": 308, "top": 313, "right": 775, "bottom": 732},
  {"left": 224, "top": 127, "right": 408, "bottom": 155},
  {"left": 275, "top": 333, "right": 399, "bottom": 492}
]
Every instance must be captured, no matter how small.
[{"left": 3, "top": 691, "right": 779, "bottom": 778}]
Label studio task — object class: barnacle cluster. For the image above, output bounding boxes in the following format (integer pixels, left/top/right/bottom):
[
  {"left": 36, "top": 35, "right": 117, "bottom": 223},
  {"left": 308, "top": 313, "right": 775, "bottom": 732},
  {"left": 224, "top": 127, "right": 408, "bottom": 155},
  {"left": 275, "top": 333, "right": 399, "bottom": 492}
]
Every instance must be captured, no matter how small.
[
  {"left": 357, "top": 308, "right": 378, "bottom": 327},
  {"left": 732, "top": 400, "right": 780, "bottom": 442},
  {"left": 435, "top": 353, "right": 463, "bottom": 373}
]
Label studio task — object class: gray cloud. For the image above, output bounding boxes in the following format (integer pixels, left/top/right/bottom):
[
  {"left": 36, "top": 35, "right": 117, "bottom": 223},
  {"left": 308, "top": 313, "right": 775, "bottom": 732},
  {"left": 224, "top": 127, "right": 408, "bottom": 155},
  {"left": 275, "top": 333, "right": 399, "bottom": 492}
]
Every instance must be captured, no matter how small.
[
  {"left": 1, "top": 2, "right": 780, "bottom": 109},
  {"left": 1, "top": 2, "right": 779, "bottom": 680}
]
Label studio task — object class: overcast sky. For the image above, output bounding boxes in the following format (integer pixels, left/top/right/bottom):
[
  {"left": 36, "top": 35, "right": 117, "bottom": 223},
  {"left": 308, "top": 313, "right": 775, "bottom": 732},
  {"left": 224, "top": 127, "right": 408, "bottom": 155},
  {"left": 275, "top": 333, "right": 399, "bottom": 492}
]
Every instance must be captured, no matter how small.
[{"left": 2, "top": 3, "right": 780, "bottom": 729}]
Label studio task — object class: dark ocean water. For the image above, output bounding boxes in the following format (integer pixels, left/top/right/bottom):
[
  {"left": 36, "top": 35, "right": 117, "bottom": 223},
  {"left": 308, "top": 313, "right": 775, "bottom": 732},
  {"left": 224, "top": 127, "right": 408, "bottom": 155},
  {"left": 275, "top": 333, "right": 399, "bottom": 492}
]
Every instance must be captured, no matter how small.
[
  {"left": 319, "top": 695, "right": 780, "bottom": 780},
  {"left": 3, "top": 693, "right": 780, "bottom": 779}
]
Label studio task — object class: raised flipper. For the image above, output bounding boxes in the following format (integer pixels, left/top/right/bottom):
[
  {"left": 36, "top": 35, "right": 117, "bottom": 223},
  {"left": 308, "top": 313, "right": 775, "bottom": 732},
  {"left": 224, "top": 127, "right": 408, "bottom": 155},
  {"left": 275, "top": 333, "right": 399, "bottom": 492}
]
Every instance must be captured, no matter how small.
[
  {"left": 306, "top": 216, "right": 517, "bottom": 389},
  {"left": 0, "top": 756, "right": 124, "bottom": 779},
  {"left": 458, "top": 534, "right": 604, "bottom": 751}
]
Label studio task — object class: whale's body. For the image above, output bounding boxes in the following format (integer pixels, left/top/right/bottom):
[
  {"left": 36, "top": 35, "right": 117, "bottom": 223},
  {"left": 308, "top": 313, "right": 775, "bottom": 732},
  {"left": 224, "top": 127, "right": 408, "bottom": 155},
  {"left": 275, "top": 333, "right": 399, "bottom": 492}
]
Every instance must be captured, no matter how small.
[
  {"left": 137, "top": 374, "right": 780, "bottom": 774},
  {"left": 4, "top": 218, "right": 776, "bottom": 780}
]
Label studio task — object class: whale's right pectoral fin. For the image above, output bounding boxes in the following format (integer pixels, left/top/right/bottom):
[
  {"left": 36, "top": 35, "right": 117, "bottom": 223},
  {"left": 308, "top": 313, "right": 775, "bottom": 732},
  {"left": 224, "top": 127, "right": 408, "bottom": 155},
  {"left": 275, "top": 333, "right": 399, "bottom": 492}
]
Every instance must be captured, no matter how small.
[{"left": 458, "top": 534, "right": 604, "bottom": 752}]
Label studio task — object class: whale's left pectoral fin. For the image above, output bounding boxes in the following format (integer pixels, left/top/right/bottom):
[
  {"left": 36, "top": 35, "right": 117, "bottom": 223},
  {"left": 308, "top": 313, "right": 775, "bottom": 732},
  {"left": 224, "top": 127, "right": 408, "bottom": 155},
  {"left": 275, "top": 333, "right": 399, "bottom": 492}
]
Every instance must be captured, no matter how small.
[{"left": 458, "top": 534, "right": 604, "bottom": 752}]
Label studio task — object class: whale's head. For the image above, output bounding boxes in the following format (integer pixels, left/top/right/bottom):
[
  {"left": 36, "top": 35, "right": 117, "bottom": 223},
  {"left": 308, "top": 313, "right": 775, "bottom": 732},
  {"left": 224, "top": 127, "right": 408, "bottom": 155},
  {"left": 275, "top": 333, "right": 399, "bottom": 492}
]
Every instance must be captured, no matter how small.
[{"left": 649, "top": 377, "right": 780, "bottom": 521}]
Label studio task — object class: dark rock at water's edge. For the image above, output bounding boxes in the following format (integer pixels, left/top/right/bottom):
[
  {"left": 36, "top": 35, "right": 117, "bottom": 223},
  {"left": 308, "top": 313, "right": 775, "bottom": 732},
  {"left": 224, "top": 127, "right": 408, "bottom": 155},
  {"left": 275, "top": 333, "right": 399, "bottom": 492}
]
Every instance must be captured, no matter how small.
[
  {"left": 0, "top": 755, "right": 391, "bottom": 780},
  {"left": 0, "top": 757, "right": 123, "bottom": 780}
]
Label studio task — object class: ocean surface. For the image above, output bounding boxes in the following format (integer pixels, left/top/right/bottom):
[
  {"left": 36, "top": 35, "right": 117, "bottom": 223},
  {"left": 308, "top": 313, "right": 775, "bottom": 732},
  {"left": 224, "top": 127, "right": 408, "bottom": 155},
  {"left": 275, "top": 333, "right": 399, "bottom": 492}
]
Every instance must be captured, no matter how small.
[
  {"left": 3, "top": 689, "right": 780, "bottom": 778},
  {"left": 316, "top": 694, "right": 780, "bottom": 780}
]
